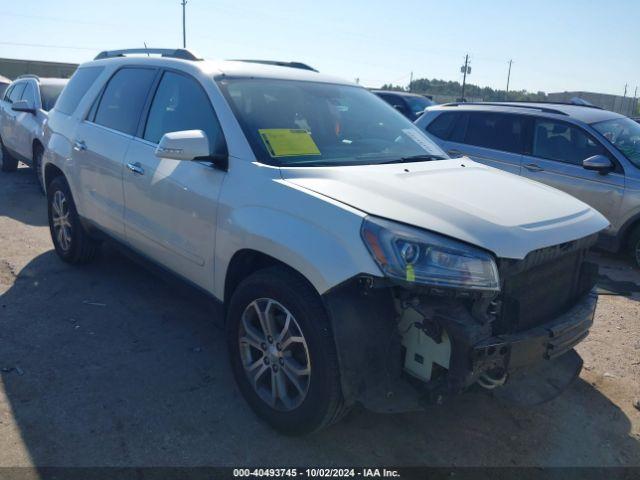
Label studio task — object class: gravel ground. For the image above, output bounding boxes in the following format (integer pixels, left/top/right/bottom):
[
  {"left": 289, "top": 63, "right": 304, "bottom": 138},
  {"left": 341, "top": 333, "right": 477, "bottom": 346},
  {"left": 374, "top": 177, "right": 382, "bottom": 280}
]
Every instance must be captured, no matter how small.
[{"left": 1, "top": 165, "right": 639, "bottom": 467}]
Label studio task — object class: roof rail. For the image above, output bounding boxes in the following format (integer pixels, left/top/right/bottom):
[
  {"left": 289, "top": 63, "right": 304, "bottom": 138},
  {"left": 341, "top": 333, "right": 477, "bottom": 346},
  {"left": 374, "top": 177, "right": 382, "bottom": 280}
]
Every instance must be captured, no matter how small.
[
  {"left": 17, "top": 74, "right": 40, "bottom": 81},
  {"left": 94, "top": 48, "right": 203, "bottom": 61},
  {"left": 232, "top": 59, "right": 318, "bottom": 72},
  {"left": 441, "top": 102, "right": 570, "bottom": 116}
]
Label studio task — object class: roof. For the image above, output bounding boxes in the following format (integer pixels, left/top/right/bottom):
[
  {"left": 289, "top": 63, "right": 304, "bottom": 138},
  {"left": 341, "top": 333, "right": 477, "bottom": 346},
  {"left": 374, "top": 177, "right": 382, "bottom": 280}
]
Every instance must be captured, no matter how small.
[
  {"left": 0, "top": 74, "right": 10, "bottom": 84},
  {"left": 370, "top": 89, "right": 427, "bottom": 98},
  {"left": 84, "top": 54, "right": 352, "bottom": 86},
  {"left": 427, "top": 101, "right": 624, "bottom": 124}
]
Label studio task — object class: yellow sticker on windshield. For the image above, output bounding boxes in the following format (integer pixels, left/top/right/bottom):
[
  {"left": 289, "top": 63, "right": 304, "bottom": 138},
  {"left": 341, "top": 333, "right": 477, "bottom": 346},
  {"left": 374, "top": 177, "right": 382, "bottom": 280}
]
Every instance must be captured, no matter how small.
[{"left": 258, "top": 129, "right": 321, "bottom": 157}]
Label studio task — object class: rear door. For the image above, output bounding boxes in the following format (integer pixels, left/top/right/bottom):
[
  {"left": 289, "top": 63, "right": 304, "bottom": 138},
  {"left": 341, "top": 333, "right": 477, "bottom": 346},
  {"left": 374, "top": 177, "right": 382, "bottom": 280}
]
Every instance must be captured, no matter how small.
[
  {"left": 521, "top": 118, "right": 624, "bottom": 229},
  {"left": 122, "top": 70, "right": 228, "bottom": 291},
  {"left": 456, "top": 111, "right": 527, "bottom": 175},
  {"left": 73, "top": 67, "right": 158, "bottom": 240}
]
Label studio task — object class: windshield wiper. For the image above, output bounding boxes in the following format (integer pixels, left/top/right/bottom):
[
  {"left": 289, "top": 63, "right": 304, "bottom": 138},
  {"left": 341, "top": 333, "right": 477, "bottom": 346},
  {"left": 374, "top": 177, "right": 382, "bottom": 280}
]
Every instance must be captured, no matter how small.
[{"left": 377, "top": 154, "right": 447, "bottom": 165}]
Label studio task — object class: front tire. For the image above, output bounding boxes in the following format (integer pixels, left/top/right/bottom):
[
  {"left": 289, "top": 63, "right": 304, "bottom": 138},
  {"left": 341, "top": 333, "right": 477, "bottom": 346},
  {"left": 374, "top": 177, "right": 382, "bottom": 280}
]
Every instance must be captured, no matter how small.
[
  {"left": 226, "top": 266, "right": 345, "bottom": 434},
  {"left": 0, "top": 136, "right": 18, "bottom": 172},
  {"left": 47, "top": 176, "right": 99, "bottom": 264}
]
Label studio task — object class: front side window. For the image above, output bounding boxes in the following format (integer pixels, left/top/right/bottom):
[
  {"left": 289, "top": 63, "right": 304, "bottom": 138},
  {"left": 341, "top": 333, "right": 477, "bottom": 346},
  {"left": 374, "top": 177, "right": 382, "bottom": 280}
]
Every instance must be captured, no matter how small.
[
  {"left": 464, "top": 112, "right": 526, "bottom": 154},
  {"left": 592, "top": 117, "right": 640, "bottom": 168},
  {"left": 55, "top": 66, "right": 104, "bottom": 115},
  {"left": 144, "top": 71, "right": 225, "bottom": 154},
  {"left": 533, "top": 119, "right": 608, "bottom": 165},
  {"left": 21, "top": 82, "right": 37, "bottom": 105},
  {"left": 218, "top": 79, "right": 446, "bottom": 166},
  {"left": 8, "top": 83, "right": 26, "bottom": 104},
  {"left": 94, "top": 68, "right": 157, "bottom": 135}
]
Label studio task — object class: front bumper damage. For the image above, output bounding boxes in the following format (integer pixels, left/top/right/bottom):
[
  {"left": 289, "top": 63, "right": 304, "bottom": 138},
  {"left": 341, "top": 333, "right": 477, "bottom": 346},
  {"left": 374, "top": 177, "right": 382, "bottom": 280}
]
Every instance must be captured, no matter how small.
[{"left": 322, "top": 276, "right": 597, "bottom": 413}]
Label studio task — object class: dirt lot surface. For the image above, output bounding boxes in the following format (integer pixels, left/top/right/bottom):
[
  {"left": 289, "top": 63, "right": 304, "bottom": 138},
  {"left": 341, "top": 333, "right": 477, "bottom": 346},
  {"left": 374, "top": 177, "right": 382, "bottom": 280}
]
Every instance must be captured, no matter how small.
[{"left": 1, "top": 165, "right": 639, "bottom": 467}]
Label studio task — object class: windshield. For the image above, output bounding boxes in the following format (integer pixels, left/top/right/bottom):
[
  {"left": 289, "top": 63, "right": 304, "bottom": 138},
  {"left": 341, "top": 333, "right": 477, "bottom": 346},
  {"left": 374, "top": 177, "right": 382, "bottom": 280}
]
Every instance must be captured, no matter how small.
[
  {"left": 404, "top": 95, "right": 435, "bottom": 116},
  {"left": 592, "top": 117, "right": 640, "bottom": 168},
  {"left": 217, "top": 79, "right": 447, "bottom": 166},
  {"left": 40, "top": 83, "right": 66, "bottom": 111}
]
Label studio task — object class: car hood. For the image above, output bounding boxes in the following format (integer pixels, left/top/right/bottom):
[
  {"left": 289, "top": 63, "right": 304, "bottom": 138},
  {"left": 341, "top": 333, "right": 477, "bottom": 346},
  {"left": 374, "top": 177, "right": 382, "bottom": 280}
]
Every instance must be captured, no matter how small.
[{"left": 279, "top": 158, "right": 609, "bottom": 259}]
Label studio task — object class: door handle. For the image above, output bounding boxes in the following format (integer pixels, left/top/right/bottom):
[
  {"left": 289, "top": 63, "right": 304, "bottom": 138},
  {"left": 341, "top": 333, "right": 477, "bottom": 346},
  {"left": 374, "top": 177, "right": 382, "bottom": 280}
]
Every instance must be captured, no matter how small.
[
  {"left": 524, "top": 163, "right": 544, "bottom": 172},
  {"left": 126, "top": 162, "right": 145, "bottom": 175},
  {"left": 73, "top": 140, "right": 86, "bottom": 152},
  {"left": 447, "top": 149, "right": 463, "bottom": 158}
]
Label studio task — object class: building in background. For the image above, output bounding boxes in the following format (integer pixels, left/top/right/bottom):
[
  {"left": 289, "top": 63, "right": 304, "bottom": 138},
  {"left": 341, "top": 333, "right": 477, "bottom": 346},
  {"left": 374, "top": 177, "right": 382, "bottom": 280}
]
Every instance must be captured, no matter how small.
[
  {"left": 548, "top": 91, "right": 638, "bottom": 117},
  {"left": 0, "top": 58, "right": 78, "bottom": 81}
]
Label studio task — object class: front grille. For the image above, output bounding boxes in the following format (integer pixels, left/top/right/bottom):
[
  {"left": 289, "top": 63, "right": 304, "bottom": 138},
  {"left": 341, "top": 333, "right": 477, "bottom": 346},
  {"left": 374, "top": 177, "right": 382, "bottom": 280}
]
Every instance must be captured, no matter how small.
[{"left": 495, "top": 235, "right": 598, "bottom": 334}]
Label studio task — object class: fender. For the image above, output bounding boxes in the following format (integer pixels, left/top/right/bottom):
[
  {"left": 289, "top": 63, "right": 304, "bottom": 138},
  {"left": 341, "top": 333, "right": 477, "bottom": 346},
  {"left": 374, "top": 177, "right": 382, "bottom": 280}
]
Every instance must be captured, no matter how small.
[{"left": 213, "top": 168, "right": 381, "bottom": 300}]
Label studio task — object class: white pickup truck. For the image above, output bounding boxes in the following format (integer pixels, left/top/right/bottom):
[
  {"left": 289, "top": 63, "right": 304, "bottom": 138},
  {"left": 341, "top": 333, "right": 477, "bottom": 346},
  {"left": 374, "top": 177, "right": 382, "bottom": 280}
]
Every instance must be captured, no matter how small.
[{"left": 41, "top": 48, "right": 608, "bottom": 434}]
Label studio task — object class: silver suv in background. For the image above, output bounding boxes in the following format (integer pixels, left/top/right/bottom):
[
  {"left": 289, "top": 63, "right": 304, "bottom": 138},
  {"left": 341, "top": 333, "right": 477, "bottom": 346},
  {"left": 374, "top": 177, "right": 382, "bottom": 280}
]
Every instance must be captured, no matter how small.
[
  {"left": 416, "top": 102, "right": 640, "bottom": 267},
  {"left": 0, "top": 75, "right": 68, "bottom": 192}
]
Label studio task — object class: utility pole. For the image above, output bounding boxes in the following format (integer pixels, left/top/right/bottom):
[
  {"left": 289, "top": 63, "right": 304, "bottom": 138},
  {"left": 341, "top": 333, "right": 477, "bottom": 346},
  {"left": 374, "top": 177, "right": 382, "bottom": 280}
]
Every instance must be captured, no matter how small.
[
  {"left": 623, "top": 83, "right": 628, "bottom": 98},
  {"left": 460, "top": 54, "right": 471, "bottom": 101},
  {"left": 409, "top": 71, "right": 413, "bottom": 92},
  {"left": 181, "top": 0, "right": 188, "bottom": 48},
  {"left": 505, "top": 59, "right": 513, "bottom": 100}
]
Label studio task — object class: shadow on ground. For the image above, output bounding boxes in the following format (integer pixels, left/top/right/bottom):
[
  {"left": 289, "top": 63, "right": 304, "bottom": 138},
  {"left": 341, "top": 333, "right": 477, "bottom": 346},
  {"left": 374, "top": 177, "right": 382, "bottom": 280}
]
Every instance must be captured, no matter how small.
[
  {"left": 0, "top": 166, "right": 47, "bottom": 227},
  {"left": 1, "top": 244, "right": 639, "bottom": 467}
]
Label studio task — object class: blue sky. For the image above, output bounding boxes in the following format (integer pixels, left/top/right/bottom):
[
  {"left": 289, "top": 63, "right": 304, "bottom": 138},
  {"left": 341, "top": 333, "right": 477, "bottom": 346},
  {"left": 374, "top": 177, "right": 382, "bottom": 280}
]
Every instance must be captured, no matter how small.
[{"left": 1, "top": 0, "right": 638, "bottom": 96}]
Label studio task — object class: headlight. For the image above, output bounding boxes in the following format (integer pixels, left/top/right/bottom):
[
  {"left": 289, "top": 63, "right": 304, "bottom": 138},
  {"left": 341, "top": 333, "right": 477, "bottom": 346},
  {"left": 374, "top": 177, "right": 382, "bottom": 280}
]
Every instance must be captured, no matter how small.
[{"left": 361, "top": 216, "right": 500, "bottom": 291}]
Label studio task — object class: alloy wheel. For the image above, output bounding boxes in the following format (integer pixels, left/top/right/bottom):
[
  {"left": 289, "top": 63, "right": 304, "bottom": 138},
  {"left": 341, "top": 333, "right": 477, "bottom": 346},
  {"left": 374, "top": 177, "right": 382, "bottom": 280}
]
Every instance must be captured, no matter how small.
[
  {"left": 51, "top": 190, "right": 72, "bottom": 251},
  {"left": 239, "top": 298, "right": 311, "bottom": 411}
]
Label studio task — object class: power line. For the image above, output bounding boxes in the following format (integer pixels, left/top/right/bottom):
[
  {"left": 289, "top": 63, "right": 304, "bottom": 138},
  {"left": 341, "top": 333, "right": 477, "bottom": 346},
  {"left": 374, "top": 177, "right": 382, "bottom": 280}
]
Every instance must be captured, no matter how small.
[{"left": 0, "top": 41, "right": 96, "bottom": 51}]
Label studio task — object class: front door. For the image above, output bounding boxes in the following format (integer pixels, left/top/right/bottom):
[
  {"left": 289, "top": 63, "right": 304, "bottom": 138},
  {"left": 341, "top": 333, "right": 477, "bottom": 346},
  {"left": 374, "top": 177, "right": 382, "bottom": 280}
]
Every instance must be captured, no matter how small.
[
  {"left": 122, "top": 70, "right": 228, "bottom": 291},
  {"left": 521, "top": 118, "right": 624, "bottom": 233}
]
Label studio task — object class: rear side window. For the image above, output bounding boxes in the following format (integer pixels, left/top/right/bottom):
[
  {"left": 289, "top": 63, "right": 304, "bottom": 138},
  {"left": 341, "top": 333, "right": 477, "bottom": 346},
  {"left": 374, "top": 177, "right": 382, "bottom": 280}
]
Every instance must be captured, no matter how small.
[
  {"left": 464, "top": 112, "right": 527, "bottom": 154},
  {"left": 55, "top": 66, "right": 104, "bottom": 115},
  {"left": 533, "top": 119, "right": 609, "bottom": 165},
  {"left": 3, "top": 84, "right": 14, "bottom": 102},
  {"left": 8, "top": 83, "right": 26, "bottom": 104},
  {"left": 93, "top": 68, "right": 157, "bottom": 135},
  {"left": 143, "top": 71, "right": 225, "bottom": 153}
]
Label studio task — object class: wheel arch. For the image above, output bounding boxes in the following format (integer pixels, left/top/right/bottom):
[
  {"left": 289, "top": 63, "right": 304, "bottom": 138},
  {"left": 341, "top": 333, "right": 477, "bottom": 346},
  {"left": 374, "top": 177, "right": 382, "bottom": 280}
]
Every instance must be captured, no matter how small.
[
  {"left": 223, "top": 249, "right": 319, "bottom": 307},
  {"left": 44, "top": 163, "right": 64, "bottom": 192}
]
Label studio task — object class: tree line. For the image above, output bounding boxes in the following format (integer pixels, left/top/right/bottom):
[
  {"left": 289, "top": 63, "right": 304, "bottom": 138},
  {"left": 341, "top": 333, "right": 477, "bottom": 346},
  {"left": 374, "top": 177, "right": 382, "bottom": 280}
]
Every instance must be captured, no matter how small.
[{"left": 381, "top": 77, "right": 547, "bottom": 102}]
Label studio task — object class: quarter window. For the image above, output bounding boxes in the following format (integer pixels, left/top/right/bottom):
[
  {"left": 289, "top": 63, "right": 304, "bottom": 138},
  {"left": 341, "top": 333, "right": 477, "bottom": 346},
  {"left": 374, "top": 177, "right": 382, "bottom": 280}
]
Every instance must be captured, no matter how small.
[
  {"left": 532, "top": 119, "right": 608, "bottom": 165},
  {"left": 94, "top": 68, "right": 157, "bottom": 135},
  {"left": 143, "top": 71, "right": 225, "bottom": 154},
  {"left": 55, "top": 66, "right": 104, "bottom": 115},
  {"left": 464, "top": 112, "right": 526, "bottom": 154}
]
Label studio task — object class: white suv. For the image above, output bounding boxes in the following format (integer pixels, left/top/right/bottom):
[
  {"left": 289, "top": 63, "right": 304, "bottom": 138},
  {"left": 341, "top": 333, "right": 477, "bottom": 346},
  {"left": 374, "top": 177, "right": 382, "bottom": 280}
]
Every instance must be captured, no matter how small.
[
  {"left": 42, "top": 48, "right": 608, "bottom": 434},
  {"left": 0, "top": 75, "right": 67, "bottom": 192}
]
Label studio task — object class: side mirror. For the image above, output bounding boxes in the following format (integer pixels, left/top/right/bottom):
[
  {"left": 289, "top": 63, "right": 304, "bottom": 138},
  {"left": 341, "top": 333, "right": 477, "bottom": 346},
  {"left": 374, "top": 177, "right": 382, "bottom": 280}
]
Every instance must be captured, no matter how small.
[
  {"left": 12, "top": 99, "right": 36, "bottom": 114},
  {"left": 155, "top": 130, "right": 212, "bottom": 161},
  {"left": 582, "top": 154, "right": 613, "bottom": 174}
]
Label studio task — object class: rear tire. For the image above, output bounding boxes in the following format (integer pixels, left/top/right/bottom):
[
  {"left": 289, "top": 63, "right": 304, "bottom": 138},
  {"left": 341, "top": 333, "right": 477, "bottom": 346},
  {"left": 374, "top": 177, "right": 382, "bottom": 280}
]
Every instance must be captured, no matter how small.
[
  {"left": 226, "top": 266, "right": 346, "bottom": 434},
  {"left": 0, "top": 136, "right": 18, "bottom": 172},
  {"left": 47, "top": 176, "right": 99, "bottom": 264},
  {"left": 33, "top": 147, "right": 45, "bottom": 195},
  {"left": 628, "top": 225, "right": 640, "bottom": 269}
]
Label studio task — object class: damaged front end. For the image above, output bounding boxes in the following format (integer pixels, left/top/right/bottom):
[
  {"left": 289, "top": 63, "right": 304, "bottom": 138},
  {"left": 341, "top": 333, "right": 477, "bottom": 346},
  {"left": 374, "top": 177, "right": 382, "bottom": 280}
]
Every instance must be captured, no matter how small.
[{"left": 322, "top": 224, "right": 599, "bottom": 413}]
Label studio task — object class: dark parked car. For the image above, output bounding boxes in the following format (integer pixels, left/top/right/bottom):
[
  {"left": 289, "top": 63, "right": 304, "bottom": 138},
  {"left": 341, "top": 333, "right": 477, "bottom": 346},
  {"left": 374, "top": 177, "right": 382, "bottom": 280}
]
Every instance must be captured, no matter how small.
[{"left": 372, "top": 90, "right": 435, "bottom": 121}]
